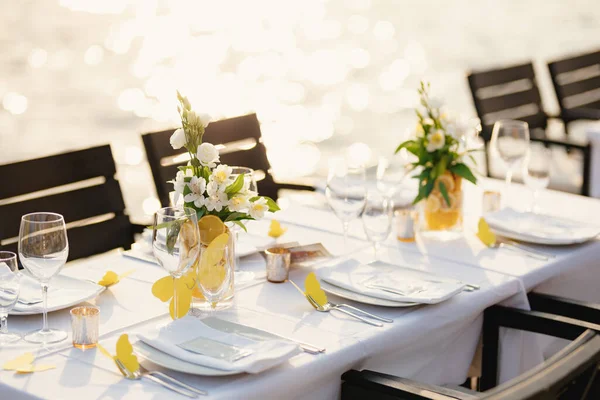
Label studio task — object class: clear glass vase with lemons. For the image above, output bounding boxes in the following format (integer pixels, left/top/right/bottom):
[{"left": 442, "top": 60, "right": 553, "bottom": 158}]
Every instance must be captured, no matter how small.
[{"left": 395, "top": 82, "right": 478, "bottom": 237}]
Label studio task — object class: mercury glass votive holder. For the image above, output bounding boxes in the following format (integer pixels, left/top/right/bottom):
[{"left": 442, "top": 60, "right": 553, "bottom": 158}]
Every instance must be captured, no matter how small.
[
  {"left": 70, "top": 306, "right": 100, "bottom": 350},
  {"left": 395, "top": 209, "right": 417, "bottom": 242},
  {"left": 266, "top": 248, "right": 291, "bottom": 283}
]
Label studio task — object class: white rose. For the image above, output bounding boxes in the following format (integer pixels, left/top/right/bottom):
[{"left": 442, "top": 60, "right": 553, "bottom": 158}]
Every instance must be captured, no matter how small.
[
  {"left": 426, "top": 129, "right": 446, "bottom": 152},
  {"left": 198, "top": 113, "right": 212, "bottom": 128},
  {"left": 170, "top": 128, "right": 186, "bottom": 150},
  {"left": 187, "top": 111, "right": 212, "bottom": 128},
  {"left": 248, "top": 197, "right": 268, "bottom": 220},
  {"left": 197, "top": 142, "right": 220, "bottom": 168}
]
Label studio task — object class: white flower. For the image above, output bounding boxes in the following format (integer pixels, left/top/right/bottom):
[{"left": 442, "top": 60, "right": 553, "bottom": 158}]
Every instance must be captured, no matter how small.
[
  {"left": 206, "top": 180, "right": 224, "bottom": 197},
  {"left": 426, "top": 129, "right": 446, "bottom": 152},
  {"left": 172, "top": 169, "right": 193, "bottom": 205},
  {"left": 170, "top": 128, "right": 186, "bottom": 150},
  {"left": 205, "top": 191, "right": 228, "bottom": 212},
  {"left": 422, "top": 118, "right": 434, "bottom": 127},
  {"left": 183, "top": 176, "right": 207, "bottom": 208},
  {"left": 211, "top": 164, "right": 232, "bottom": 186},
  {"left": 197, "top": 143, "right": 220, "bottom": 168},
  {"left": 415, "top": 123, "right": 425, "bottom": 138},
  {"left": 187, "top": 111, "right": 212, "bottom": 128},
  {"left": 248, "top": 197, "right": 268, "bottom": 219},
  {"left": 228, "top": 194, "right": 251, "bottom": 212}
]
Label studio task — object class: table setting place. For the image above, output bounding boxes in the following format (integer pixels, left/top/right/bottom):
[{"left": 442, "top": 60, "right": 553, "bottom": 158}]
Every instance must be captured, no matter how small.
[{"left": 3, "top": 87, "right": 600, "bottom": 400}]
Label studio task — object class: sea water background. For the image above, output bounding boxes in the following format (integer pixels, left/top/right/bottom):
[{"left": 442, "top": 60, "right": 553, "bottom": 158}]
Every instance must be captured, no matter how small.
[{"left": 1, "top": 0, "right": 599, "bottom": 220}]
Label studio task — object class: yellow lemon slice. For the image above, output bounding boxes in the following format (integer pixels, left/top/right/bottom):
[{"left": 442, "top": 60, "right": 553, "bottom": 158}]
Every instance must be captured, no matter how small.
[
  {"left": 436, "top": 174, "right": 455, "bottom": 193},
  {"left": 198, "top": 215, "right": 226, "bottom": 245},
  {"left": 451, "top": 191, "right": 462, "bottom": 210},
  {"left": 425, "top": 195, "right": 441, "bottom": 213}
]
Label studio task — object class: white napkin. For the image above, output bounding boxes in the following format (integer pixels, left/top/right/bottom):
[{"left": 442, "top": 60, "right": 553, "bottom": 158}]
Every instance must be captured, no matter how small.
[
  {"left": 485, "top": 208, "right": 600, "bottom": 241},
  {"left": 16, "top": 274, "right": 58, "bottom": 304},
  {"left": 319, "top": 259, "right": 465, "bottom": 304},
  {"left": 12, "top": 275, "right": 99, "bottom": 312},
  {"left": 136, "top": 317, "right": 301, "bottom": 374}
]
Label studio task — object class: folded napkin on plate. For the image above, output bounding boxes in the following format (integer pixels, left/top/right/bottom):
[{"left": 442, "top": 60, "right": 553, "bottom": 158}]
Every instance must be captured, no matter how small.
[
  {"left": 319, "top": 259, "right": 464, "bottom": 304},
  {"left": 136, "top": 317, "right": 300, "bottom": 374},
  {"left": 16, "top": 274, "right": 59, "bottom": 304},
  {"left": 485, "top": 208, "right": 600, "bottom": 240}
]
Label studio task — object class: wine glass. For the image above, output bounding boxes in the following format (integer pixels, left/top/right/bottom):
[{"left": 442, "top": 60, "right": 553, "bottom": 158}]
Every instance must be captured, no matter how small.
[
  {"left": 362, "top": 192, "right": 393, "bottom": 259},
  {"left": 523, "top": 145, "right": 551, "bottom": 213},
  {"left": 376, "top": 154, "right": 409, "bottom": 199},
  {"left": 152, "top": 207, "right": 200, "bottom": 320},
  {"left": 491, "top": 120, "right": 530, "bottom": 189},
  {"left": 197, "top": 245, "right": 233, "bottom": 311},
  {"left": 326, "top": 158, "right": 367, "bottom": 252},
  {"left": 0, "top": 251, "right": 20, "bottom": 345},
  {"left": 18, "top": 212, "right": 69, "bottom": 344}
]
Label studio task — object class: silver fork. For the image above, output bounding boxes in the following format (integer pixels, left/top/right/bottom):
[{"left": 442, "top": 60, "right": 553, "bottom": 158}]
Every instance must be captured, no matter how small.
[
  {"left": 305, "top": 293, "right": 392, "bottom": 327},
  {"left": 114, "top": 359, "right": 203, "bottom": 398}
]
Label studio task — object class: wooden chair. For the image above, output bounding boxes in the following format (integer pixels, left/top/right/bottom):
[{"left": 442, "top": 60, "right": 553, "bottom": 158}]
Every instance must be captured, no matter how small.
[
  {"left": 142, "top": 113, "right": 315, "bottom": 206},
  {"left": 467, "top": 62, "right": 592, "bottom": 196},
  {"left": 341, "top": 305, "right": 600, "bottom": 399},
  {"left": 548, "top": 49, "right": 600, "bottom": 123},
  {"left": 0, "top": 145, "right": 140, "bottom": 263}
]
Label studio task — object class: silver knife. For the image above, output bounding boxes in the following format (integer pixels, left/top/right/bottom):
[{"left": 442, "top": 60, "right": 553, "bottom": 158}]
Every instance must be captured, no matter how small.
[{"left": 202, "top": 317, "right": 325, "bottom": 354}]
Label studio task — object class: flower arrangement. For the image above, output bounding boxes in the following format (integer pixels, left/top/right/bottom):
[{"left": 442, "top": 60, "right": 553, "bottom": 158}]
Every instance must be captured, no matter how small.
[
  {"left": 170, "top": 91, "right": 279, "bottom": 229},
  {"left": 395, "top": 82, "right": 478, "bottom": 207}
]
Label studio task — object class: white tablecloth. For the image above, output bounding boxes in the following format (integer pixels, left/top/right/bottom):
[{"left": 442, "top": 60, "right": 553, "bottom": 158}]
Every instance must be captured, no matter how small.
[{"left": 2, "top": 179, "right": 599, "bottom": 399}]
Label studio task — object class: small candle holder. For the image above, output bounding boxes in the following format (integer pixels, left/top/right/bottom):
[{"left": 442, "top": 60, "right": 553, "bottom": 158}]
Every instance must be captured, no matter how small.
[
  {"left": 265, "top": 247, "right": 291, "bottom": 283},
  {"left": 395, "top": 209, "right": 417, "bottom": 242},
  {"left": 482, "top": 191, "right": 501, "bottom": 214},
  {"left": 71, "top": 306, "right": 100, "bottom": 350}
]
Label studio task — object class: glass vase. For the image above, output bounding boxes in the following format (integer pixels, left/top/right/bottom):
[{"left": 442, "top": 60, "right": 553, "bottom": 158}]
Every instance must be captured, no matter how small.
[
  {"left": 418, "top": 172, "right": 463, "bottom": 239},
  {"left": 190, "top": 226, "right": 235, "bottom": 314}
]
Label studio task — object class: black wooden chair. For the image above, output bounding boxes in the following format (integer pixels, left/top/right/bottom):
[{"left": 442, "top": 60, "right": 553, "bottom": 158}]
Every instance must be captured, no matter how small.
[
  {"left": 142, "top": 113, "right": 315, "bottom": 206},
  {"left": 548, "top": 49, "right": 600, "bottom": 123},
  {"left": 341, "top": 305, "right": 600, "bottom": 399},
  {"left": 467, "top": 62, "right": 592, "bottom": 196},
  {"left": 0, "top": 145, "right": 141, "bottom": 263}
]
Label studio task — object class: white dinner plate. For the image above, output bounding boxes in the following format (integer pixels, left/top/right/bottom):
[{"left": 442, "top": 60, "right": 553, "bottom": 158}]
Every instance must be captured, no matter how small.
[
  {"left": 10, "top": 275, "right": 105, "bottom": 316},
  {"left": 320, "top": 281, "right": 419, "bottom": 308},
  {"left": 134, "top": 341, "right": 242, "bottom": 376},
  {"left": 237, "top": 242, "right": 258, "bottom": 258},
  {"left": 485, "top": 208, "right": 600, "bottom": 245}
]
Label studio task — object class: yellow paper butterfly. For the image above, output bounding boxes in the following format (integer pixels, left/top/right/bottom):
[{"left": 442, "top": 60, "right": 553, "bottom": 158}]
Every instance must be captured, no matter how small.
[
  {"left": 98, "top": 270, "right": 135, "bottom": 287},
  {"left": 97, "top": 334, "right": 139, "bottom": 375},
  {"left": 3, "top": 352, "right": 55, "bottom": 374},
  {"left": 304, "top": 272, "right": 328, "bottom": 307},
  {"left": 268, "top": 220, "right": 287, "bottom": 238},
  {"left": 152, "top": 271, "right": 196, "bottom": 319},
  {"left": 476, "top": 217, "right": 497, "bottom": 247}
]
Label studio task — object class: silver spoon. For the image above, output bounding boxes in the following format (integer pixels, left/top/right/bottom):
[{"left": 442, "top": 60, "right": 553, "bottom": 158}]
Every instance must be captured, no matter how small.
[{"left": 114, "top": 359, "right": 201, "bottom": 398}]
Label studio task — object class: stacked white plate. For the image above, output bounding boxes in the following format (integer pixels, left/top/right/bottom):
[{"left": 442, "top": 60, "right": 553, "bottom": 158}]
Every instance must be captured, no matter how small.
[
  {"left": 485, "top": 208, "right": 600, "bottom": 245},
  {"left": 318, "top": 259, "right": 466, "bottom": 307}
]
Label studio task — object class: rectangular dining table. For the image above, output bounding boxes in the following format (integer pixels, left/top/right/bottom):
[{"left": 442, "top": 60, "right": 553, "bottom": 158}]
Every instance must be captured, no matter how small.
[{"left": 1, "top": 178, "right": 598, "bottom": 399}]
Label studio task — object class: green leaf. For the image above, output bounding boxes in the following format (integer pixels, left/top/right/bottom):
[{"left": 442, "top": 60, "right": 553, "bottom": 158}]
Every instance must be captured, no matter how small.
[
  {"left": 395, "top": 140, "right": 419, "bottom": 155},
  {"left": 233, "top": 220, "right": 248, "bottom": 232},
  {"left": 424, "top": 178, "right": 436, "bottom": 198},
  {"left": 251, "top": 196, "right": 280, "bottom": 212},
  {"left": 224, "top": 212, "right": 247, "bottom": 222},
  {"left": 439, "top": 181, "right": 451, "bottom": 207},
  {"left": 182, "top": 184, "right": 192, "bottom": 196},
  {"left": 225, "top": 174, "right": 245, "bottom": 195},
  {"left": 449, "top": 163, "right": 477, "bottom": 184}
]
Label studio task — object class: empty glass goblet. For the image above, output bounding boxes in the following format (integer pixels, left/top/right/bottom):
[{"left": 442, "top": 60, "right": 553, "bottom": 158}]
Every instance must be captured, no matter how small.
[
  {"left": 362, "top": 192, "right": 393, "bottom": 259},
  {"left": 0, "top": 251, "right": 20, "bottom": 345}
]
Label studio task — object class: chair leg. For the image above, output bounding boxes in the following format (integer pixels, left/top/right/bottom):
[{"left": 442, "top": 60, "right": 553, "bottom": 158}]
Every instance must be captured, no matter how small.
[{"left": 480, "top": 309, "right": 499, "bottom": 391}]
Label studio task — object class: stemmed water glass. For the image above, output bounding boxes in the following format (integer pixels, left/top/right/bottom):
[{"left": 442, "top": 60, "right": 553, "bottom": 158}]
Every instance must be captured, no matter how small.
[
  {"left": 0, "top": 251, "right": 20, "bottom": 345},
  {"left": 523, "top": 145, "right": 551, "bottom": 213},
  {"left": 376, "top": 153, "right": 409, "bottom": 199},
  {"left": 152, "top": 207, "right": 200, "bottom": 320},
  {"left": 230, "top": 166, "right": 258, "bottom": 193},
  {"left": 196, "top": 245, "right": 233, "bottom": 312},
  {"left": 491, "top": 119, "right": 530, "bottom": 189},
  {"left": 326, "top": 158, "right": 367, "bottom": 252},
  {"left": 18, "top": 212, "right": 69, "bottom": 344},
  {"left": 361, "top": 192, "right": 393, "bottom": 259}
]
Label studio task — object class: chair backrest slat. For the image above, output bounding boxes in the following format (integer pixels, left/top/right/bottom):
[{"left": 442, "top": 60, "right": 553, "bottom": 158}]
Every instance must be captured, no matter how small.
[
  {"left": 143, "top": 113, "right": 277, "bottom": 207},
  {"left": 0, "top": 146, "right": 117, "bottom": 200},
  {"left": 468, "top": 62, "right": 547, "bottom": 142},
  {"left": 549, "top": 49, "right": 600, "bottom": 113},
  {"left": 0, "top": 145, "right": 134, "bottom": 262}
]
